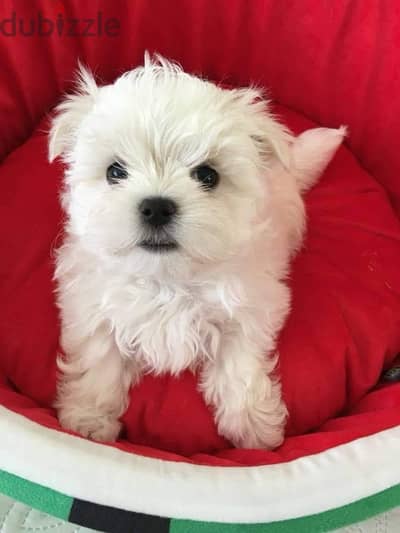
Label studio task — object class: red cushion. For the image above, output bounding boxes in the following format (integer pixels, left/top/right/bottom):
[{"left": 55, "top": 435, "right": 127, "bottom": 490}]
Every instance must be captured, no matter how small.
[
  {"left": 1, "top": 0, "right": 400, "bottom": 210},
  {"left": 1, "top": 104, "right": 400, "bottom": 466},
  {"left": 1, "top": 0, "right": 400, "bottom": 466}
]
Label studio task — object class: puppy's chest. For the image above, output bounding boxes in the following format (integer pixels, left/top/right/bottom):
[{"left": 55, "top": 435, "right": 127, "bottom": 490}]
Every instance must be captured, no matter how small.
[{"left": 106, "top": 281, "right": 229, "bottom": 374}]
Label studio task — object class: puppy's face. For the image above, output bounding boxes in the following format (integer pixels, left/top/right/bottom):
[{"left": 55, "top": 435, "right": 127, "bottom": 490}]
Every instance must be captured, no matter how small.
[{"left": 50, "top": 58, "right": 290, "bottom": 276}]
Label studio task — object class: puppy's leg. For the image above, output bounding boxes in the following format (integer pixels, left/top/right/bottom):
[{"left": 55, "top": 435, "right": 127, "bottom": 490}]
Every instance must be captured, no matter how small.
[
  {"left": 200, "top": 321, "right": 287, "bottom": 450},
  {"left": 56, "top": 326, "right": 138, "bottom": 442}
]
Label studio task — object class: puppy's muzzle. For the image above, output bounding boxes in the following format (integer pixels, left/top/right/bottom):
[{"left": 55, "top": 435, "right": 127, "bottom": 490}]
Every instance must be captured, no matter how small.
[
  {"left": 139, "top": 196, "right": 177, "bottom": 228},
  {"left": 138, "top": 196, "right": 179, "bottom": 252}
]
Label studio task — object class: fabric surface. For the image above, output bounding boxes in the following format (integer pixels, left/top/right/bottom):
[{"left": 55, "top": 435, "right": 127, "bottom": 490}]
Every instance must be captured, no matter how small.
[
  {"left": 0, "top": 103, "right": 400, "bottom": 465},
  {"left": 334, "top": 508, "right": 400, "bottom": 533},
  {"left": 1, "top": 0, "right": 400, "bottom": 211},
  {"left": 2, "top": 412, "right": 400, "bottom": 525},
  {"left": 0, "top": 493, "right": 92, "bottom": 532},
  {"left": 1, "top": 0, "right": 400, "bottom": 466},
  {"left": 0, "top": 491, "right": 400, "bottom": 533}
]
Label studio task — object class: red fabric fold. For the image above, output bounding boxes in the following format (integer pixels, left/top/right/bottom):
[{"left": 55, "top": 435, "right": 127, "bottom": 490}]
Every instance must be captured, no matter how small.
[{"left": 1, "top": 105, "right": 400, "bottom": 465}]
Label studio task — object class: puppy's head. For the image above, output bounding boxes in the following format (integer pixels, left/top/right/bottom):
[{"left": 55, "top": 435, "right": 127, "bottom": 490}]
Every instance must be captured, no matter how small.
[{"left": 49, "top": 56, "right": 292, "bottom": 276}]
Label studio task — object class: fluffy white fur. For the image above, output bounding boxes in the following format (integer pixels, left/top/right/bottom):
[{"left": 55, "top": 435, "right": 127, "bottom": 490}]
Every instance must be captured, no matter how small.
[{"left": 49, "top": 55, "right": 345, "bottom": 449}]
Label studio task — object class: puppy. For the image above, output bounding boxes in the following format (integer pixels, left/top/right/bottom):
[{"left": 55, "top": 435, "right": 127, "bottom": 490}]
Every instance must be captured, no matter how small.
[{"left": 49, "top": 56, "right": 345, "bottom": 449}]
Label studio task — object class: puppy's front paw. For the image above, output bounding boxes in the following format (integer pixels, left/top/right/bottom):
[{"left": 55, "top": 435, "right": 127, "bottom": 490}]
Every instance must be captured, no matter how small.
[
  {"left": 58, "top": 409, "right": 122, "bottom": 442},
  {"left": 217, "top": 388, "right": 287, "bottom": 450}
]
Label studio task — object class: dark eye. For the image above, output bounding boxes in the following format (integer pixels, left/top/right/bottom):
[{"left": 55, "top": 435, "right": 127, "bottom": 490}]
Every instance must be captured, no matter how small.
[
  {"left": 191, "top": 164, "right": 219, "bottom": 190},
  {"left": 106, "top": 161, "right": 128, "bottom": 184}
]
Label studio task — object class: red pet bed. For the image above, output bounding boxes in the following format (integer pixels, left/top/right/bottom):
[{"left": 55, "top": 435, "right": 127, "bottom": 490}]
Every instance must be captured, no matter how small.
[{"left": 1, "top": 1, "right": 400, "bottom": 532}]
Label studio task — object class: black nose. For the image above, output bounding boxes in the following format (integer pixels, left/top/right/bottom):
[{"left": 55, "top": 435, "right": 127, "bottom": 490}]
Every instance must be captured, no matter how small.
[{"left": 139, "top": 196, "right": 178, "bottom": 227}]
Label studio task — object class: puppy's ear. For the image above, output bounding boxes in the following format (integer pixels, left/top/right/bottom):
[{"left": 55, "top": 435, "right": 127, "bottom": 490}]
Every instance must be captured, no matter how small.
[
  {"left": 49, "top": 63, "right": 98, "bottom": 162},
  {"left": 230, "top": 88, "right": 293, "bottom": 169},
  {"left": 292, "top": 126, "right": 347, "bottom": 192}
]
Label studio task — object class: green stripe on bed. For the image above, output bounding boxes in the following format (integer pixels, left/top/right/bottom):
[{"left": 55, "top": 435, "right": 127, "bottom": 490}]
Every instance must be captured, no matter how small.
[
  {"left": 170, "top": 484, "right": 400, "bottom": 533},
  {"left": 0, "top": 467, "right": 399, "bottom": 532},
  {"left": 0, "top": 470, "right": 72, "bottom": 521}
]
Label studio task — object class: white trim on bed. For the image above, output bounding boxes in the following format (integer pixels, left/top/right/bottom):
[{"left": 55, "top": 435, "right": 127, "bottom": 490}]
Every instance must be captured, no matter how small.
[{"left": 0, "top": 407, "right": 399, "bottom": 523}]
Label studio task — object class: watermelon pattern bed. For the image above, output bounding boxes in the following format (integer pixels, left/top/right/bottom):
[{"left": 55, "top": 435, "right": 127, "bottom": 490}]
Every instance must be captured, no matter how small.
[{"left": 1, "top": 1, "right": 400, "bottom": 531}]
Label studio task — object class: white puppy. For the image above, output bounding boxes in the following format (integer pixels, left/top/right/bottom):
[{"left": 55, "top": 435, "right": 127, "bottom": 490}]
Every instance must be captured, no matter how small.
[{"left": 49, "top": 56, "right": 345, "bottom": 449}]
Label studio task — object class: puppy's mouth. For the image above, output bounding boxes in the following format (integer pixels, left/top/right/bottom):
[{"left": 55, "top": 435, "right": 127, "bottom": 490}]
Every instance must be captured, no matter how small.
[{"left": 139, "top": 239, "right": 179, "bottom": 253}]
